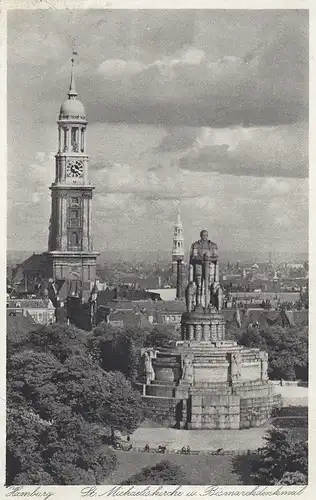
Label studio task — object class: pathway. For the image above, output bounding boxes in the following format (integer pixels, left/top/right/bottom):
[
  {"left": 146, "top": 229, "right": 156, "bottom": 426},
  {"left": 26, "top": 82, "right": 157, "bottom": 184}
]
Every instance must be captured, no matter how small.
[{"left": 130, "top": 426, "right": 268, "bottom": 452}]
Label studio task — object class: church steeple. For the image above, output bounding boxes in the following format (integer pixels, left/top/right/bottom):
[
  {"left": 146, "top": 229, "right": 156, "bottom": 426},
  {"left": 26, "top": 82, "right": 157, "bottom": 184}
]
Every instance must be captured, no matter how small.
[
  {"left": 45, "top": 53, "right": 99, "bottom": 290},
  {"left": 172, "top": 201, "right": 184, "bottom": 299},
  {"left": 172, "top": 201, "right": 184, "bottom": 262}
]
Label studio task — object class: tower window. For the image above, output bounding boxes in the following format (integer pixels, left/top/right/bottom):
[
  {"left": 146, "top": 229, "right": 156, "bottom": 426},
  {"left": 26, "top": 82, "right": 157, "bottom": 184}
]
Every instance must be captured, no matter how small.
[
  {"left": 69, "top": 209, "right": 80, "bottom": 228},
  {"left": 71, "top": 197, "right": 79, "bottom": 206},
  {"left": 71, "top": 232, "right": 79, "bottom": 246},
  {"left": 63, "top": 128, "right": 68, "bottom": 151},
  {"left": 71, "top": 127, "right": 79, "bottom": 152},
  {"left": 81, "top": 128, "right": 85, "bottom": 152}
]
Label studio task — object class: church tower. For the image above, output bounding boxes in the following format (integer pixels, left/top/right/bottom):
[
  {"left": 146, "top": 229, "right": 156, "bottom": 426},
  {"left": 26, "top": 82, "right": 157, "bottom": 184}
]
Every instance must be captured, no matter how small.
[
  {"left": 45, "top": 54, "right": 99, "bottom": 284},
  {"left": 172, "top": 202, "right": 184, "bottom": 299}
]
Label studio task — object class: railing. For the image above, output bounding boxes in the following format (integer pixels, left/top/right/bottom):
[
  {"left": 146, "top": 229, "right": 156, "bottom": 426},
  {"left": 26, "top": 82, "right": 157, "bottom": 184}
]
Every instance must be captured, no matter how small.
[
  {"left": 269, "top": 380, "right": 308, "bottom": 387},
  {"left": 125, "top": 447, "right": 261, "bottom": 456}
]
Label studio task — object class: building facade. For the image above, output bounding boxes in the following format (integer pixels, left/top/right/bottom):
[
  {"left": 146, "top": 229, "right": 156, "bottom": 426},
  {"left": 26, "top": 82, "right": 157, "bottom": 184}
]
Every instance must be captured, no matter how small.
[{"left": 7, "top": 298, "right": 55, "bottom": 325}]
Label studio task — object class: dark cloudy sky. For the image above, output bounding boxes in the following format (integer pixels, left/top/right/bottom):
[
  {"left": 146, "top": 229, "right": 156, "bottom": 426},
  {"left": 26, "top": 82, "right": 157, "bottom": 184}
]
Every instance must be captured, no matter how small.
[{"left": 7, "top": 9, "right": 308, "bottom": 256}]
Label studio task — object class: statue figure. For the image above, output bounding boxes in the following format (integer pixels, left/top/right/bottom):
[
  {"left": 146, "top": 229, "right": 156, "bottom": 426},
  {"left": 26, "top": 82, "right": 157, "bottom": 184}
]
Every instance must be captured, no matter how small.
[
  {"left": 210, "top": 282, "right": 224, "bottom": 312},
  {"left": 181, "top": 353, "right": 194, "bottom": 384},
  {"left": 142, "top": 348, "right": 157, "bottom": 385},
  {"left": 185, "top": 230, "right": 221, "bottom": 312},
  {"left": 190, "top": 230, "right": 218, "bottom": 261},
  {"left": 231, "top": 351, "right": 242, "bottom": 382},
  {"left": 259, "top": 351, "right": 269, "bottom": 380},
  {"left": 185, "top": 281, "right": 197, "bottom": 313}
]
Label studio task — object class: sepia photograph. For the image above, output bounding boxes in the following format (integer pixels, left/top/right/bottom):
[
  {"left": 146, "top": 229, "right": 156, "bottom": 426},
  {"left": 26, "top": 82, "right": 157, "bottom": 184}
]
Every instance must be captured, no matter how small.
[{"left": 6, "top": 6, "right": 308, "bottom": 489}]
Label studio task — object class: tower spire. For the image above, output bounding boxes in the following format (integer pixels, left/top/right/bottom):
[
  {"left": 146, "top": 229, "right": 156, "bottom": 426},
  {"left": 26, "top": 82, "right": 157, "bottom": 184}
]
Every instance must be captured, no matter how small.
[
  {"left": 68, "top": 51, "right": 78, "bottom": 99},
  {"left": 176, "top": 199, "right": 181, "bottom": 225}
]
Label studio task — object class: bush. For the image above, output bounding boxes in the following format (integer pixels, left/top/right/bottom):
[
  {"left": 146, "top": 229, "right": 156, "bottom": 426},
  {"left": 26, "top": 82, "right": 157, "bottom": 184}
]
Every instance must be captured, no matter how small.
[{"left": 122, "top": 460, "right": 189, "bottom": 485}]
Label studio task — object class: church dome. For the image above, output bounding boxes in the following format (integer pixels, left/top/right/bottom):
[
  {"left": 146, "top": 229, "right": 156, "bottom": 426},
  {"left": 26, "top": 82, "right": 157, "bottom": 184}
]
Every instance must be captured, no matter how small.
[{"left": 59, "top": 98, "right": 86, "bottom": 121}]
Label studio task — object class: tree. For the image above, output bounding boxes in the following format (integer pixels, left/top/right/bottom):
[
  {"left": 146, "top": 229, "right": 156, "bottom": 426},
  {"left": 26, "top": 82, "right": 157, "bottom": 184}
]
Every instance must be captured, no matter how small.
[
  {"left": 7, "top": 315, "right": 39, "bottom": 356},
  {"left": 25, "top": 323, "right": 89, "bottom": 363},
  {"left": 99, "top": 371, "right": 144, "bottom": 434},
  {"left": 237, "top": 324, "right": 308, "bottom": 381},
  {"left": 144, "top": 326, "right": 179, "bottom": 348},
  {"left": 249, "top": 428, "right": 308, "bottom": 485},
  {"left": 6, "top": 322, "right": 145, "bottom": 485},
  {"left": 277, "top": 471, "right": 307, "bottom": 485},
  {"left": 8, "top": 350, "right": 144, "bottom": 433},
  {"left": 239, "top": 328, "right": 267, "bottom": 351},
  {"left": 7, "top": 407, "right": 117, "bottom": 485},
  {"left": 89, "top": 325, "right": 148, "bottom": 382},
  {"left": 122, "top": 460, "right": 188, "bottom": 485},
  {"left": 7, "top": 350, "right": 63, "bottom": 419},
  {"left": 225, "top": 322, "right": 242, "bottom": 343},
  {"left": 6, "top": 406, "right": 50, "bottom": 485},
  {"left": 55, "top": 357, "right": 144, "bottom": 433}
]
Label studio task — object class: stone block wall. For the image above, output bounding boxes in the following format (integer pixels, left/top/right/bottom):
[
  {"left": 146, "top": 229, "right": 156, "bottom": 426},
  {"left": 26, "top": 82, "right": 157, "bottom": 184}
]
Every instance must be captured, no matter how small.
[
  {"left": 240, "top": 362, "right": 261, "bottom": 381},
  {"left": 239, "top": 390, "right": 282, "bottom": 429},
  {"left": 153, "top": 355, "right": 181, "bottom": 383},
  {"left": 146, "top": 383, "right": 175, "bottom": 398},
  {"left": 233, "top": 380, "right": 271, "bottom": 398},
  {"left": 142, "top": 396, "right": 184, "bottom": 427},
  {"left": 191, "top": 382, "right": 231, "bottom": 395},
  {"left": 189, "top": 393, "right": 240, "bottom": 429},
  {"left": 194, "top": 364, "right": 229, "bottom": 383}
]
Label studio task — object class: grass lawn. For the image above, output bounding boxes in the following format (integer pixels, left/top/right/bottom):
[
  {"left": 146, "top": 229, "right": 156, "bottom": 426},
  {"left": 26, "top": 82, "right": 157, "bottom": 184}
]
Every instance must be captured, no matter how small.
[{"left": 104, "top": 450, "right": 242, "bottom": 485}]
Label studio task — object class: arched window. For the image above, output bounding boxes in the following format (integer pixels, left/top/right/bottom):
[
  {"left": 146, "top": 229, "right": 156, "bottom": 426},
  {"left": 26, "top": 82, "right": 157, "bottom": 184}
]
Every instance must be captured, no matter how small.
[
  {"left": 71, "top": 127, "right": 79, "bottom": 152},
  {"left": 63, "top": 128, "right": 68, "bottom": 151},
  {"left": 81, "top": 128, "right": 85, "bottom": 152}
]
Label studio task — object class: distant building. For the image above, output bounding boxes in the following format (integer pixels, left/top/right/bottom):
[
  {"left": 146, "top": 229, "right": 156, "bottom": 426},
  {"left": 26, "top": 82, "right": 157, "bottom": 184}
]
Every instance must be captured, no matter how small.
[
  {"left": 146, "top": 288, "right": 177, "bottom": 301},
  {"left": 93, "top": 296, "right": 186, "bottom": 331},
  {"left": 6, "top": 298, "right": 55, "bottom": 325}
]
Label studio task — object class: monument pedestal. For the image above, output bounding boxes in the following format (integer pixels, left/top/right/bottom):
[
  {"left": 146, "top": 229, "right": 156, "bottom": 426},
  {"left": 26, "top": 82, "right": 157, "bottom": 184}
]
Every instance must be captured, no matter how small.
[{"left": 140, "top": 230, "right": 281, "bottom": 429}]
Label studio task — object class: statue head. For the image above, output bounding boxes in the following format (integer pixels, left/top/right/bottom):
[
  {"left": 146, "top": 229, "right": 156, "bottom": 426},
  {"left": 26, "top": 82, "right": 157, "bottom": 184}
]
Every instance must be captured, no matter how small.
[{"left": 200, "top": 230, "right": 208, "bottom": 241}]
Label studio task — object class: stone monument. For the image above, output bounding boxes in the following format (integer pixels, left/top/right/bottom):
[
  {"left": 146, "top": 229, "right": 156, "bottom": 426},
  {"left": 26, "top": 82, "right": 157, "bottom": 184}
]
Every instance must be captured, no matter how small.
[{"left": 140, "top": 230, "right": 281, "bottom": 429}]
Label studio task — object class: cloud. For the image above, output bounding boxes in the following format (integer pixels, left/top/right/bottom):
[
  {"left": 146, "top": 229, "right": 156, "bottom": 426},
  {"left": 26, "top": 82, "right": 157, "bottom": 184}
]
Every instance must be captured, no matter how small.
[
  {"left": 97, "top": 59, "right": 145, "bottom": 78},
  {"left": 90, "top": 159, "right": 116, "bottom": 171},
  {"left": 7, "top": 10, "right": 308, "bottom": 254},
  {"left": 154, "top": 127, "right": 198, "bottom": 153},
  {"left": 9, "top": 10, "right": 308, "bottom": 129},
  {"left": 177, "top": 123, "right": 308, "bottom": 178}
]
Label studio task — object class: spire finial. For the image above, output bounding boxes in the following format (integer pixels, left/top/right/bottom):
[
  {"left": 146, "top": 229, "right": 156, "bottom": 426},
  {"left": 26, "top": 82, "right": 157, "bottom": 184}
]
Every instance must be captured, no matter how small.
[{"left": 68, "top": 50, "right": 78, "bottom": 99}]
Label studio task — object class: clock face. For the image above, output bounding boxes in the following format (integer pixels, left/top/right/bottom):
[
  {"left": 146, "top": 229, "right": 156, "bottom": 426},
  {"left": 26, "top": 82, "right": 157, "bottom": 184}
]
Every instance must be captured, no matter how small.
[{"left": 67, "top": 160, "right": 83, "bottom": 178}]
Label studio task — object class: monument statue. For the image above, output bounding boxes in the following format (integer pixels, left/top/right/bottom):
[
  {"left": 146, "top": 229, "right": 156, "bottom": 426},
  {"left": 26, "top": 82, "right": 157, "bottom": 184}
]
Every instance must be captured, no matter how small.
[
  {"left": 259, "top": 351, "right": 269, "bottom": 380},
  {"left": 211, "top": 282, "right": 224, "bottom": 312},
  {"left": 187, "top": 230, "right": 223, "bottom": 311},
  {"left": 181, "top": 353, "right": 194, "bottom": 384},
  {"left": 142, "top": 348, "right": 157, "bottom": 385},
  {"left": 139, "top": 227, "right": 281, "bottom": 430},
  {"left": 231, "top": 351, "right": 242, "bottom": 381},
  {"left": 185, "top": 281, "right": 197, "bottom": 313}
]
